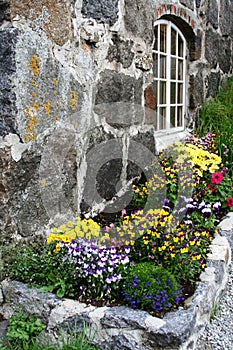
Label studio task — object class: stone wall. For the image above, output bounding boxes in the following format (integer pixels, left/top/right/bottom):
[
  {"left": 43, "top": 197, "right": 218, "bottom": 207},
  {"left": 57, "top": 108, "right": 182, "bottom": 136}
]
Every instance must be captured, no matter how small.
[{"left": 0, "top": 0, "right": 232, "bottom": 238}]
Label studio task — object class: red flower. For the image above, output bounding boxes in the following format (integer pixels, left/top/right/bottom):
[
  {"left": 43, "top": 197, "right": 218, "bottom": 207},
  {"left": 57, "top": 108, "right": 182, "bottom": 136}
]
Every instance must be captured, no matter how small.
[
  {"left": 226, "top": 198, "right": 233, "bottom": 207},
  {"left": 207, "top": 184, "right": 215, "bottom": 193},
  {"left": 211, "top": 172, "right": 223, "bottom": 185}
]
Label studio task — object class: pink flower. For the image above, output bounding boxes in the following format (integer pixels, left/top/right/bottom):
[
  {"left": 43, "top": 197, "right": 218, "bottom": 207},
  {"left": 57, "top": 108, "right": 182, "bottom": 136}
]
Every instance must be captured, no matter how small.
[
  {"left": 105, "top": 223, "right": 114, "bottom": 232},
  {"left": 211, "top": 172, "right": 223, "bottom": 185},
  {"left": 226, "top": 198, "right": 233, "bottom": 207},
  {"left": 121, "top": 209, "right": 126, "bottom": 219}
]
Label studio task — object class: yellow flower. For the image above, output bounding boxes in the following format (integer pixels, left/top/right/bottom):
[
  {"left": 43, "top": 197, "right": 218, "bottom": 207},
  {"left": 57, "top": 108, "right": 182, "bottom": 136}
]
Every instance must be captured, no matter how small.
[
  {"left": 180, "top": 247, "right": 188, "bottom": 254},
  {"left": 67, "top": 221, "right": 74, "bottom": 228},
  {"left": 54, "top": 243, "right": 61, "bottom": 253},
  {"left": 60, "top": 224, "right": 66, "bottom": 232}
]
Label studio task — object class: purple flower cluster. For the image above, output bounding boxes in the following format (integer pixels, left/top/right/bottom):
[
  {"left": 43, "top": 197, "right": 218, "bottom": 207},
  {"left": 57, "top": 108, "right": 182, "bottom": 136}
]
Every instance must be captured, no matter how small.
[
  {"left": 61, "top": 238, "right": 130, "bottom": 300},
  {"left": 185, "top": 132, "right": 216, "bottom": 151},
  {"left": 177, "top": 196, "right": 221, "bottom": 221},
  {"left": 122, "top": 267, "right": 184, "bottom": 313},
  {"left": 152, "top": 289, "right": 183, "bottom": 311}
]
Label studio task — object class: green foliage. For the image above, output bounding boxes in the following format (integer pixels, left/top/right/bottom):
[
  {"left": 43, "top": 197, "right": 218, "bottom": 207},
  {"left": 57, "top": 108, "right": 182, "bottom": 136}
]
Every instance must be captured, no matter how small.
[
  {"left": 195, "top": 76, "right": 233, "bottom": 174},
  {"left": 0, "top": 312, "right": 45, "bottom": 349},
  {"left": 6, "top": 313, "right": 45, "bottom": 342},
  {"left": 121, "top": 262, "right": 183, "bottom": 313},
  {"left": 8, "top": 244, "right": 78, "bottom": 298},
  {"left": 0, "top": 315, "right": 98, "bottom": 350}
]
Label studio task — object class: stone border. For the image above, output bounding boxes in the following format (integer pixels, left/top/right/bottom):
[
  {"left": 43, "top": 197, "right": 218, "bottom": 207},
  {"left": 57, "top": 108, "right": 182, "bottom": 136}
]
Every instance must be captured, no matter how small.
[{"left": 0, "top": 214, "right": 232, "bottom": 349}]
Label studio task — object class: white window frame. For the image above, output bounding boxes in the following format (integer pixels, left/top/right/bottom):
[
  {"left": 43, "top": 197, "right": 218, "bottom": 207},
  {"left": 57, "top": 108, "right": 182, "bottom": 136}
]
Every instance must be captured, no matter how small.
[{"left": 152, "top": 19, "right": 187, "bottom": 133}]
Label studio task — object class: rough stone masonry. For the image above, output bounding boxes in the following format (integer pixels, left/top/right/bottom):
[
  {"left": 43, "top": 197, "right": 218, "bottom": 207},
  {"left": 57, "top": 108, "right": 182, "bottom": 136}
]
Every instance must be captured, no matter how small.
[{"left": 0, "top": 0, "right": 232, "bottom": 239}]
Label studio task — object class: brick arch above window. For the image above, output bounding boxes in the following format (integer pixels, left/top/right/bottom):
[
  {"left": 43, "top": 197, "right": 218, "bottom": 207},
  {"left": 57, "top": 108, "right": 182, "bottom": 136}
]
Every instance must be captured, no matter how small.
[
  {"left": 160, "top": 14, "right": 201, "bottom": 62},
  {"left": 155, "top": 3, "right": 201, "bottom": 62}
]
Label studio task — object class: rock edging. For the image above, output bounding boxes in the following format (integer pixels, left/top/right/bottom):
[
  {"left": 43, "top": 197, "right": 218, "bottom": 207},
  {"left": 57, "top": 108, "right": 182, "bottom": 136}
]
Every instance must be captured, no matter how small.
[{"left": 0, "top": 214, "right": 232, "bottom": 349}]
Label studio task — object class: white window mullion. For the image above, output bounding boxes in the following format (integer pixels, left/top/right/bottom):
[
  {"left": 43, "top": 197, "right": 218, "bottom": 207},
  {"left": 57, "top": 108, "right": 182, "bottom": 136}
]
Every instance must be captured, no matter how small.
[
  {"left": 157, "top": 24, "right": 161, "bottom": 131},
  {"left": 166, "top": 23, "right": 171, "bottom": 129},
  {"left": 182, "top": 40, "right": 186, "bottom": 127}
]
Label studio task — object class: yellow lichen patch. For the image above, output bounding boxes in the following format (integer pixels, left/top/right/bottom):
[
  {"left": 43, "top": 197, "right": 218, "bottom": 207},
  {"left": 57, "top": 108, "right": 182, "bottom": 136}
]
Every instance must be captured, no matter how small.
[
  {"left": 40, "top": 178, "right": 46, "bottom": 187},
  {"left": 23, "top": 107, "right": 38, "bottom": 143},
  {"left": 53, "top": 78, "right": 58, "bottom": 86},
  {"left": 53, "top": 115, "right": 58, "bottom": 121},
  {"left": 29, "top": 55, "right": 40, "bottom": 79},
  {"left": 43, "top": 100, "right": 52, "bottom": 115},
  {"left": 69, "top": 90, "right": 78, "bottom": 111},
  {"left": 32, "top": 92, "right": 37, "bottom": 98}
]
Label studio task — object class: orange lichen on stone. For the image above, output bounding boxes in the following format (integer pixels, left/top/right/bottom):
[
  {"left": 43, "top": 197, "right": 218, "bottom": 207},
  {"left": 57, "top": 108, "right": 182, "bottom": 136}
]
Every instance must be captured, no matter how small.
[
  {"left": 69, "top": 90, "right": 78, "bottom": 111},
  {"left": 29, "top": 55, "right": 40, "bottom": 79},
  {"left": 82, "top": 42, "right": 89, "bottom": 54},
  {"left": 43, "top": 100, "right": 52, "bottom": 115},
  {"left": 23, "top": 107, "right": 38, "bottom": 142},
  {"left": 53, "top": 78, "right": 58, "bottom": 86},
  {"left": 33, "top": 101, "right": 39, "bottom": 111},
  {"left": 31, "top": 81, "right": 39, "bottom": 91}
]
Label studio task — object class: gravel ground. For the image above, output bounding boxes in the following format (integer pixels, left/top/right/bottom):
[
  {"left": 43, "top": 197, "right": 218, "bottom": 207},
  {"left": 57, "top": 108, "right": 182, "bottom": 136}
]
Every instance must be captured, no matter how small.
[{"left": 196, "top": 262, "right": 233, "bottom": 350}]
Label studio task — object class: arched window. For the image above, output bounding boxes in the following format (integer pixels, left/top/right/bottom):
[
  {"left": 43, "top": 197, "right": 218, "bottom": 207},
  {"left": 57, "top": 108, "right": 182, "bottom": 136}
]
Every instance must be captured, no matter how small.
[{"left": 153, "top": 19, "right": 187, "bottom": 131}]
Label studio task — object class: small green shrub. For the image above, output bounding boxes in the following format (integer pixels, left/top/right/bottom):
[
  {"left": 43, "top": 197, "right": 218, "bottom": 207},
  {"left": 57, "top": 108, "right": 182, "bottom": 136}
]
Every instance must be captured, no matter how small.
[{"left": 121, "top": 262, "right": 183, "bottom": 313}]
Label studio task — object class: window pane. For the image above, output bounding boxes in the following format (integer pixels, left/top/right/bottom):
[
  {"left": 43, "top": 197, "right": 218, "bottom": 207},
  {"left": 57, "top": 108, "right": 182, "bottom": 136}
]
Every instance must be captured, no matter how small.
[
  {"left": 160, "top": 25, "right": 166, "bottom": 52},
  {"left": 160, "top": 55, "right": 166, "bottom": 78},
  {"left": 160, "top": 81, "right": 166, "bottom": 104},
  {"left": 170, "top": 107, "right": 176, "bottom": 128},
  {"left": 159, "top": 107, "right": 166, "bottom": 129},
  {"left": 177, "top": 107, "right": 183, "bottom": 126},
  {"left": 178, "top": 83, "right": 183, "bottom": 103},
  {"left": 171, "top": 28, "right": 176, "bottom": 55},
  {"left": 154, "top": 20, "right": 186, "bottom": 132},
  {"left": 171, "top": 57, "right": 176, "bottom": 79},
  {"left": 153, "top": 81, "right": 158, "bottom": 102},
  {"left": 153, "top": 53, "right": 158, "bottom": 78},
  {"left": 154, "top": 26, "right": 158, "bottom": 51},
  {"left": 178, "top": 35, "right": 184, "bottom": 57},
  {"left": 170, "top": 82, "right": 176, "bottom": 104},
  {"left": 178, "top": 60, "right": 183, "bottom": 80}
]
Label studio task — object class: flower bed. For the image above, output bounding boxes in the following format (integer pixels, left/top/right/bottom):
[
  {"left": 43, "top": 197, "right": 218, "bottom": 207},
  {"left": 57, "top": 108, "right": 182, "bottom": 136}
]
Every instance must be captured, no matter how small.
[
  {"left": 6, "top": 133, "right": 233, "bottom": 317},
  {"left": 0, "top": 224, "right": 231, "bottom": 350}
]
